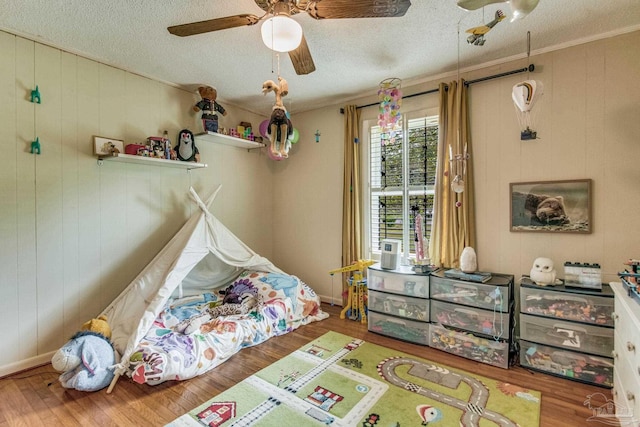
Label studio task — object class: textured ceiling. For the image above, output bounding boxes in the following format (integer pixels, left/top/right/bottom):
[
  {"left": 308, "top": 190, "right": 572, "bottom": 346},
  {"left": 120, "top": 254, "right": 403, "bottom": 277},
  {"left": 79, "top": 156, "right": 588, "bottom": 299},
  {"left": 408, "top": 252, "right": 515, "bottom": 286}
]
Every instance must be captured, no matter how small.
[{"left": 1, "top": 0, "right": 639, "bottom": 116}]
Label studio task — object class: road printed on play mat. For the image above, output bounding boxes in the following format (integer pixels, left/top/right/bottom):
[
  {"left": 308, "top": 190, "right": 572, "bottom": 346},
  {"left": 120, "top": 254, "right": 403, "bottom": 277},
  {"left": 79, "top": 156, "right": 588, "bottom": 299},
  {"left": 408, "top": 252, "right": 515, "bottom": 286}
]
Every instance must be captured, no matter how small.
[
  {"left": 228, "top": 338, "right": 385, "bottom": 426},
  {"left": 377, "top": 357, "right": 517, "bottom": 427},
  {"left": 177, "top": 338, "right": 523, "bottom": 427}
]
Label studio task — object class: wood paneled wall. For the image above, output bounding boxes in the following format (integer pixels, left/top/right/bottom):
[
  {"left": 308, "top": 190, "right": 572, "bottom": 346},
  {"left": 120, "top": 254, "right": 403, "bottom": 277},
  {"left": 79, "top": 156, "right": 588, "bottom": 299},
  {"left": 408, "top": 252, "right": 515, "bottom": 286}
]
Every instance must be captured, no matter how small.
[
  {"left": 271, "top": 30, "right": 640, "bottom": 303},
  {"left": 0, "top": 32, "right": 274, "bottom": 373}
]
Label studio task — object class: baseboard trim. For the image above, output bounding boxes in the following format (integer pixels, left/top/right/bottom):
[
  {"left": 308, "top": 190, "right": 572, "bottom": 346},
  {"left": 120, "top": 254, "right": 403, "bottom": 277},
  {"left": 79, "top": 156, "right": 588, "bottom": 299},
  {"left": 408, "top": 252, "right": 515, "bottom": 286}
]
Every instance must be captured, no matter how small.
[
  {"left": 0, "top": 351, "right": 55, "bottom": 378},
  {"left": 319, "top": 295, "right": 343, "bottom": 306}
]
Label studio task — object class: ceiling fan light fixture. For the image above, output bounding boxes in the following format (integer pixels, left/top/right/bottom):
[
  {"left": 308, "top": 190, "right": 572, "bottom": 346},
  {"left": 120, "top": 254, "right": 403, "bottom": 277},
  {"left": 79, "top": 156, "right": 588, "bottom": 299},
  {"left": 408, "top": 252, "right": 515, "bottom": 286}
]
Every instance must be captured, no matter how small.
[{"left": 261, "top": 15, "right": 303, "bottom": 53}]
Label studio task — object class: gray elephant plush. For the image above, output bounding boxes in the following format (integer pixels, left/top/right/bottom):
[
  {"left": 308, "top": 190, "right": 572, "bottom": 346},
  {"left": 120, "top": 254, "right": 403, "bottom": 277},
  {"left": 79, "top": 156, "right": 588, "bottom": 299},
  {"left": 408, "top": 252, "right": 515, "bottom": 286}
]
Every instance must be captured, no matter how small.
[{"left": 51, "top": 331, "right": 116, "bottom": 392}]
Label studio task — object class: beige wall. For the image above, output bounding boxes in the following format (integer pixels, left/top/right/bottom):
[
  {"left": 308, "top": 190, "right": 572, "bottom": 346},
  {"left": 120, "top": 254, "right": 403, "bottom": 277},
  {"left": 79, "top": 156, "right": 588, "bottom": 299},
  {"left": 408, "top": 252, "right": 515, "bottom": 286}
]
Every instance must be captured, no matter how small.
[
  {"left": 2, "top": 28, "right": 639, "bottom": 375},
  {"left": 0, "top": 32, "right": 273, "bottom": 373},
  {"left": 273, "top": 30, "right": 640, "bottom": 302}
]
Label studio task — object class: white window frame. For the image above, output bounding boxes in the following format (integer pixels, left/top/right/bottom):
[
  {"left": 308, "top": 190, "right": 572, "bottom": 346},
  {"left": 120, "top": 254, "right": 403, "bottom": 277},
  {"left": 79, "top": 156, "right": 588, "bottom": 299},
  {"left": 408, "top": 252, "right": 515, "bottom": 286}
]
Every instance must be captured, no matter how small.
[{"left": 363, "top": 107, "right": 439, "bottom": 265}]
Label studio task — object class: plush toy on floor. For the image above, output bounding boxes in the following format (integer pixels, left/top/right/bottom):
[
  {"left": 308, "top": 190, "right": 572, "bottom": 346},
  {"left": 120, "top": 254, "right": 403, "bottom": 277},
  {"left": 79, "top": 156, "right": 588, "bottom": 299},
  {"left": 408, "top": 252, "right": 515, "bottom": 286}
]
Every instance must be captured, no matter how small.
[
  {"left": 262, "top": 77, "right": 293, "bottom": 159},
  {"left": 81, "top": 314, "right": 112, "bottom": 339},
  {"left": 52, "top": 317, "right": 116, "bottom": 392}
]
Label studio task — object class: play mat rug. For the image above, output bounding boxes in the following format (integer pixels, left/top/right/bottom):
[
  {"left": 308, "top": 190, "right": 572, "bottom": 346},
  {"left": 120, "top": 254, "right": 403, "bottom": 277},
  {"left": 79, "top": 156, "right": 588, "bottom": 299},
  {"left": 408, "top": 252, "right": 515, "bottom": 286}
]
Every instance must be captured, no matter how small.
[{"left": 168, "top": 331, "right": 541, "bottom": 427}]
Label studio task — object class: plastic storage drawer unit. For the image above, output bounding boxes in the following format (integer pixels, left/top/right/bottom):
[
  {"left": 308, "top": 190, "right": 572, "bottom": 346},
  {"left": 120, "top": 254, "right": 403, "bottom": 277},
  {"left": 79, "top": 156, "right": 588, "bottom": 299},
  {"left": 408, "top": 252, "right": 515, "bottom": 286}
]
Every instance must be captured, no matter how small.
[{"left": 519, "top": 313, "right": 614, "bottom": 357}]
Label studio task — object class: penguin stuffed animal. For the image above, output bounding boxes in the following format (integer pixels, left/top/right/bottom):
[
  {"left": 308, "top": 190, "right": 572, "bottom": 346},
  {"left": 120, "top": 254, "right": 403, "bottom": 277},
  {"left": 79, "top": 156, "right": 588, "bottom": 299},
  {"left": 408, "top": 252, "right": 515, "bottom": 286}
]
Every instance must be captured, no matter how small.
[{"left": 175, "top": 129, "right": 200, "bottom": 162}]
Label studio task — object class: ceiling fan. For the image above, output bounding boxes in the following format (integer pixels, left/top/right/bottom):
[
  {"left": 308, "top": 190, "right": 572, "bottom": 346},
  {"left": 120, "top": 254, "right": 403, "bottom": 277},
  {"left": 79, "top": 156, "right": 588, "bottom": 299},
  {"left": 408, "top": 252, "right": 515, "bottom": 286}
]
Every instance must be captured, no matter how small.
[
  {"left": 167, "top": 0, "right": 412, "bottom": 75},
  {"left": 457, "top": 0, "right": 539, "bottom": 21}
]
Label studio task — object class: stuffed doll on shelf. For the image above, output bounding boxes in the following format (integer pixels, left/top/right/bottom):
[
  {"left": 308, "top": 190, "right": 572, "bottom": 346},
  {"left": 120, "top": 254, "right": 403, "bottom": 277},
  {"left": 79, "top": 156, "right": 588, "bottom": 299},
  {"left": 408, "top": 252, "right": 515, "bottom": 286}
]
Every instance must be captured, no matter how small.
[
  {"left": 193, "top": 85, "right": 227, "bottom": 133},
  {"left": 175, "top": 129, "right": 200, "bottom": 162}
]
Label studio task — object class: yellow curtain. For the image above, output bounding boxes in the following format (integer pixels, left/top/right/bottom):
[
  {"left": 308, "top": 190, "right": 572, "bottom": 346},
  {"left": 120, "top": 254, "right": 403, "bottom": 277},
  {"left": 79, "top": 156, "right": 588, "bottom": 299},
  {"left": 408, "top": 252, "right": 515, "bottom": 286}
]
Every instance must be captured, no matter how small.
[
  {"left": 342, "top": 105, "right": 362, "bottom": 301},
  {"left": 429, "top": 80, "right": 476, "bottom": 268}
]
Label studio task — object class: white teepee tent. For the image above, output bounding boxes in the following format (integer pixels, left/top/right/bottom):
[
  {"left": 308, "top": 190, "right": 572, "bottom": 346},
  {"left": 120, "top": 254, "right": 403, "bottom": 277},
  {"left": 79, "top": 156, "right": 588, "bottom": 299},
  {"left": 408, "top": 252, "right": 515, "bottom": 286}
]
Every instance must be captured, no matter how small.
[{"left": 102, "top": 186, "right": 283, "bottom": 392}]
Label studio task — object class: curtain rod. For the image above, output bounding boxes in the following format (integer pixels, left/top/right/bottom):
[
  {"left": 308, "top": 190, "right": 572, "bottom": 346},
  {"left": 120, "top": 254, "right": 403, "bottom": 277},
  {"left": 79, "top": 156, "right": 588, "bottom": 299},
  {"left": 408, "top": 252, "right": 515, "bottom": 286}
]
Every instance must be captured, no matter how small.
[{"left": 340, "top": 64, "right": 535, "bottom": 114}]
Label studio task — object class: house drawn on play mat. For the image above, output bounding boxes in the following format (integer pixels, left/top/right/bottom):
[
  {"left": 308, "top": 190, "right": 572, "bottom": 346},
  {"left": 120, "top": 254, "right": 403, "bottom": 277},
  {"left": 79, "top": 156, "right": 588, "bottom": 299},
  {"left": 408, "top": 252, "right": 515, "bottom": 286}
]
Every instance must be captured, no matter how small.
[
  {"left": 305, "top": 386, "right": 344, "bottom": 411},
  {"left": 196, "top": 401, "right": 237, "bottom": 426}
]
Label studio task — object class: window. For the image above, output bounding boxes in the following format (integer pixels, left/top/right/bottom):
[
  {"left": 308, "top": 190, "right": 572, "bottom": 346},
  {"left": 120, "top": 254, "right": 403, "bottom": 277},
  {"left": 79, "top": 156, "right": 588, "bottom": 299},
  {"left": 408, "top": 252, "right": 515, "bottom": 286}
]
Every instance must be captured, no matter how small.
[{"left": 366, "top": 112, "right": 439, "bottom": 260}]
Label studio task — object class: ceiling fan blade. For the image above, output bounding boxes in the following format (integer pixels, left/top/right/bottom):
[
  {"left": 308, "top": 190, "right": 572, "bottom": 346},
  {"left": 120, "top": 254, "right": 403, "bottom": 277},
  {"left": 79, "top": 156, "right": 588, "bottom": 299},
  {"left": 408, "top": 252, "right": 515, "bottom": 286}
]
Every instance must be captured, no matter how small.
[
  {"left": 168, "top": 14, "right": 260, "bottom": 37},
  {"left": 289, "top": 34, "right": 316, "bottom": 75},
  {"left": 307, "top": 0, "right": 411, "bottom": 19}
]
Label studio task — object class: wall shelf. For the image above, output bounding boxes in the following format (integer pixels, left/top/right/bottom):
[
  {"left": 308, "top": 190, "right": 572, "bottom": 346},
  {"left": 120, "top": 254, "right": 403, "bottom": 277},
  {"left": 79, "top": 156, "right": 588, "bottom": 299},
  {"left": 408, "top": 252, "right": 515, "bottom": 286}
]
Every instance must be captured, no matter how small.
[
  {"left": 195, "top": 131, "right": 265, "bottom": 151},
  {"left": 97, "top": 153, "right": 207, "bottom": 170}
]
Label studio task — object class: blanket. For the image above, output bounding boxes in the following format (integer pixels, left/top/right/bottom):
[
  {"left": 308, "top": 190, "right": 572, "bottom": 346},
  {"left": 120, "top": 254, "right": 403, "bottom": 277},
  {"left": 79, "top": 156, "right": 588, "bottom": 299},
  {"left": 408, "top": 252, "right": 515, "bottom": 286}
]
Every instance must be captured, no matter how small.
[{"left": 127, "top": 270, "right": 327, "bottom": 385}]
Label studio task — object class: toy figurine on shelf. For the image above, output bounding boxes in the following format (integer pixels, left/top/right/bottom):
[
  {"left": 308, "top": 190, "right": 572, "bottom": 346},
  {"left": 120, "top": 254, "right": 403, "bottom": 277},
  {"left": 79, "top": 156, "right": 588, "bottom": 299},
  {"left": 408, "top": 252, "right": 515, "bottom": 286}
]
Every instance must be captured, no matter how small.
[
  {"left": 329, "top": 259, "right": 375, "bottom": 324},
  {"left": 619, "top": 259, "right": 640, "bottom": 295},
  {"left": 175, "top": 129, "right": 200, "bottom": 162},
  {"left": 193, "top": 85, "right": 227, "bottom": 133}
]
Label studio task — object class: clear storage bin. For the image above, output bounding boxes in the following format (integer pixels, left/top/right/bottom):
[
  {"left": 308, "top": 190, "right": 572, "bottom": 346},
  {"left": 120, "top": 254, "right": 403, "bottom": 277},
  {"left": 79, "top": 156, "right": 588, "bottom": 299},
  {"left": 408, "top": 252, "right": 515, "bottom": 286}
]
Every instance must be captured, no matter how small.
[
  {"left": 428, "top": 323, "right": 510, "bottom": 369},
  {"left": 519, "top": 313, "right": 614, "bottom": 357},
  {"left": 520, "top": 339, "right": 613, "bottom": 387},
  {"left": 368, "top": 290, "right": 429, "bottom": 322},
  {"left": 368, "top": 311, "right": 430, "bottom": 345},
  {"left": 430, "top": 299, "right": 511, "bottom": 338}
]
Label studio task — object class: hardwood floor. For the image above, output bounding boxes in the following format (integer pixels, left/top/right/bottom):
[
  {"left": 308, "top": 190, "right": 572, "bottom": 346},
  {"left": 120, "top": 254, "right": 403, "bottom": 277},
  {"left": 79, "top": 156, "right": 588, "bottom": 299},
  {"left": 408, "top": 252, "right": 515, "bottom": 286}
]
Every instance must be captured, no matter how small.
[{"left": 0, "top": 303, "right": 611, "bottom": 426}]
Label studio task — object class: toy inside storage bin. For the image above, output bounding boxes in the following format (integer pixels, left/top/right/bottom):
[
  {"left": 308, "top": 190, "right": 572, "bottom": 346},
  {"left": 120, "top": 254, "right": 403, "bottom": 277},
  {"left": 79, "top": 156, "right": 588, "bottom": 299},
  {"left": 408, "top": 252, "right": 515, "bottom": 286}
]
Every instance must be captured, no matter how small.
[
  {"left": 429, "top": 274, "right": 510, "bottom": 312},
  {"left": 368, "top": 311, "right": 430, "bottom": 345},
  {"left": 430, "top": 299, "right": 511, "bottom": 338},
  {"left": 520, "top": 339, "right": 613, "bottom": 387},
  {"left": 368, "top": 290, "right": 429, "bottom": 322},
  {"left": 520, "top": 283, "right": 614, "bottom": 326},
  {"left": 428, "top": 323, "right": 510, "bottom": 368}
]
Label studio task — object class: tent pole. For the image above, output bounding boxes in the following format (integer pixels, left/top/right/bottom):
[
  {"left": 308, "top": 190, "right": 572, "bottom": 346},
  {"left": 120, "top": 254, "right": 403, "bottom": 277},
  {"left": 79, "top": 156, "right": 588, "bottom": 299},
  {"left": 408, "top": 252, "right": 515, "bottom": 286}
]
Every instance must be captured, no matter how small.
[{"left": 106, "top": 373, "right": 121, "bottom": 394}]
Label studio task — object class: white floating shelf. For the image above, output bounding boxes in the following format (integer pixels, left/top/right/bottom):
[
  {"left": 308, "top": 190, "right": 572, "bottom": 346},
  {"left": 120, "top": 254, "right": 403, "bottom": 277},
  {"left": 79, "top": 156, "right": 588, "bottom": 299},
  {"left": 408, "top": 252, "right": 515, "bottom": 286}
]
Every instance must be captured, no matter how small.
[
  {"left": 195, "top": 131, "right": 265, "bottom": 150},
  {"left": 98, "top": 153, "right": 207, "bottom": 170}
]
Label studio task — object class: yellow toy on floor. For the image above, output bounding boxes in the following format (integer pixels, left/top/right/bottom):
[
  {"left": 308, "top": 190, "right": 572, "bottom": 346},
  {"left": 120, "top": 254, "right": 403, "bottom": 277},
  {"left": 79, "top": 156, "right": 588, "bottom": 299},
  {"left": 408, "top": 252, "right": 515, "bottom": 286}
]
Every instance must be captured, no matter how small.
[
  {"left": 329, "top": 260, "right": 375, "bottom": 324},
  {"left": 81, "top": 315, "right": 112, "bottom": 339}
]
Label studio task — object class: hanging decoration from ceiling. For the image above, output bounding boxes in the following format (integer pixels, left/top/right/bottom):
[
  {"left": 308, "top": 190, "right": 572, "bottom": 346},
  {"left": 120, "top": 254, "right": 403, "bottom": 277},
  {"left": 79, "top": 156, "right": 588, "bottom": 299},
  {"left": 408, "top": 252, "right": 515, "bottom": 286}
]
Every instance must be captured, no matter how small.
[
  {"left": 262, "top": 76, "right": 294, "bottom": 160},
  {"left": 378, "top": 78, "right": 403, "bottom": 145},
  {"left": 466, "top": 9, "right": 506, "bottom": 46},
  {"left": 512, "top": 79, "right": 543, "bottom": 140}
]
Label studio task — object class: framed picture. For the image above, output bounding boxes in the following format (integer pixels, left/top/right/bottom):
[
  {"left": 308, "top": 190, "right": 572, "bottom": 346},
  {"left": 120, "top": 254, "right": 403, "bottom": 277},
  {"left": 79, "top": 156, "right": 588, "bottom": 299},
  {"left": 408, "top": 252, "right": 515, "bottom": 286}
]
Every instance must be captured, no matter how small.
[
  {"left": 510, "top": 179, "right": 592, "bottom": 233},
  {"left": 93, "top": 136, "right": 124, "bottom": 156}
]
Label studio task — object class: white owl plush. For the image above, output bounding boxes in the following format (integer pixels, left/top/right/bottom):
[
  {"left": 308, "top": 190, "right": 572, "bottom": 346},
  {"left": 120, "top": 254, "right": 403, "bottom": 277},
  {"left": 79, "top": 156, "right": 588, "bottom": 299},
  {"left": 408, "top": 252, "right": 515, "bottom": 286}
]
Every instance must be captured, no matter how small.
[
  {"left": 530, "top": 257, "right": 558, "bottom": 286},
  {"left": 460, "top": 247, "right": 477, "bottom": 273}
]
